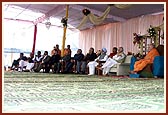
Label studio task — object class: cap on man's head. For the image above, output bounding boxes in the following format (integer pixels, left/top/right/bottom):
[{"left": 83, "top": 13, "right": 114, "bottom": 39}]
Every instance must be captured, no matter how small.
[{"left": 102, "top": 48, "right": 107, "bottom": 53}]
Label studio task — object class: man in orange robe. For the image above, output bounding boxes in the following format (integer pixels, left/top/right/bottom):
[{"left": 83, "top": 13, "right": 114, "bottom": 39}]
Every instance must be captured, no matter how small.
[{"left": 132, "top": 43, "right": 160, "bottom": 73}]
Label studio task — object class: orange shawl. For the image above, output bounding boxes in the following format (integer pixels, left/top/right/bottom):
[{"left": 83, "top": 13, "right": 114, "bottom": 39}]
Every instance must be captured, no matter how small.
[{"left": 134, "top": 48, "right": 160, "bottom": 72}]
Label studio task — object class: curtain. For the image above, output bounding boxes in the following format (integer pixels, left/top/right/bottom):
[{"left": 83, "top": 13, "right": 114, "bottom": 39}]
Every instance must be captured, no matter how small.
[{"left": 79, "top": 14, "right": 164, "bottom": 55}]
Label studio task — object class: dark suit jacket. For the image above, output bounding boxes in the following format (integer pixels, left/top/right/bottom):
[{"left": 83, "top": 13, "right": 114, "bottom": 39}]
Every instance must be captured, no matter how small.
[
  {"left": 62, "top": 54, "right": 71, "bottom": 62},
  {"left": 42, "top": 55, "right": 51, "bottom": 64}
]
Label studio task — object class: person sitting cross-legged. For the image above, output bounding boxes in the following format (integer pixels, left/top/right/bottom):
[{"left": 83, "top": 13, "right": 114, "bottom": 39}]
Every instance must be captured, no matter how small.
[{"left": 130, "top": 43, "right": 160, "bottom": 74}]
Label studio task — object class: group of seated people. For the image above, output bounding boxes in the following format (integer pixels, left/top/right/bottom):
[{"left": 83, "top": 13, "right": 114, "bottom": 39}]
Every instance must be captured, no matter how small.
[{"left": 9, "top": 43, "right": 161, "bottom": 76}]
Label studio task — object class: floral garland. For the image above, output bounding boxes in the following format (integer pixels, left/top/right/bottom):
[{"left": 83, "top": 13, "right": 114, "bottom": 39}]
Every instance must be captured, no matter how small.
[
  {"left": 82, "top": 9, "right": 91, "bottom": 16},
  {"left": 133, "top": 24, "right": 163, "bottom": 55},
  {"left": 61, "top": 17, "right": 68, "bottom": 27},
  {"left": 147, "top": 26, "right": 157, "bottom": 38},
  {"left": 133, "top": 33, "right": 144, "bottom": 45},
  {"left": 76, "top": 6, "right": 111, "bottom": 29}
]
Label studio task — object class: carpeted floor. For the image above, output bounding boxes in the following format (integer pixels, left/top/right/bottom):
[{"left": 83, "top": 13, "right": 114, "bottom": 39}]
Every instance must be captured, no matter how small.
[{"left": 3, "top": 71, "right": 165, "bottom": 113}]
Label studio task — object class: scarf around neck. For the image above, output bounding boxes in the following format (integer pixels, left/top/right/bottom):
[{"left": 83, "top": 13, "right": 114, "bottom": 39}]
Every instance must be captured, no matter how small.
[{"left": 99, "top": 53, "right": 106, "bottom": 60}]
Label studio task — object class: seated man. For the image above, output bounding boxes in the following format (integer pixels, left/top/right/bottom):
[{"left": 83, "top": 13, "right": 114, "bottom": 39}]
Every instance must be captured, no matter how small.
[
  {"left": 81, "top": 47, "right": 97, "bottom": 74},
  {"left": 130, "top": 43, "right": 160, "bottom": 74},
  {"left": 34, "top": 51, "right": 51, "bottom": 73},
  {"left": 87, "top": 48, "right": 108, "bottom": 75},
  {"left": 49, "top": 49, "right": 61, "bottom": 73},
  {"left": 64, "top": 45, "right": 72, "bottom": 56},
  {"left": 96, "top": 49, "right": 101, "bottom": 57},
  {"left": 33, "top": 51, "right": 43, "bottom": 71},
  {"left": 108, "top": 47, "right": 117, "bottom": 58},
  {"left": 73, "top": 49, "right": 84, "bottom": 74},
  {"left": 102, "top": 47, "right": 126, "bottom": 76},
  {"left": 11, "top": 53, "right": 27, "bottom": 71},
  {"left": 24, "top": 52, "right": 35, "bottom": 72},
  {"left": 61, "top": 49, "right": 74, "bottom": 74},
  {"left": 55, "top": 44, "right": 61, "bottom": 56},
  {"left": 51, "top": 46, "right": 56, "bottom": 56}
]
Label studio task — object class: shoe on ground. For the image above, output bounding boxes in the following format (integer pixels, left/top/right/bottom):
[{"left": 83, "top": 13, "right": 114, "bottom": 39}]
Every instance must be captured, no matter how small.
[{"left": 88, "top": 73, "right": 94, "bottom": 75}]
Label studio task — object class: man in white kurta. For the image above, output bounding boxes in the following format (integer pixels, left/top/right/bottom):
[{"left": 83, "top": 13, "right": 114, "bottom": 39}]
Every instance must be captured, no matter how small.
[
  {"left": 87, "top": 48, "right": 108, "bottom": 75},
  {"left": 102, "top": 47, "right": 126, "bottom": 75},
  {"left": 18, "top": 53, "right": 35, "bottom": 72}
]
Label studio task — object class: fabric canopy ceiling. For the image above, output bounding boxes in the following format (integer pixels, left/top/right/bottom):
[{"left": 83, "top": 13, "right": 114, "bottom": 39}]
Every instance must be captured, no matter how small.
[{"left": 3, "top": 3, "right": 164, "bottom": 31}]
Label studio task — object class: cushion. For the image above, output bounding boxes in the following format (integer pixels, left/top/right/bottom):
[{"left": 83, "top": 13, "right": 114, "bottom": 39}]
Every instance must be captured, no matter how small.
[
  {"left": 156, "top": 45, "right": 164, "bottom": 56},
  {"left": 124, "top": 55, "right": 132, "bottom": 63},
  {"left": 130, "top": 56, "right": 136, "bottom": 71},
  {"left": 153, "top": 56, "right": 164, "bottom": 77},
  {"left": 129, "top": 73, "right": 139, "bottom": 78}
]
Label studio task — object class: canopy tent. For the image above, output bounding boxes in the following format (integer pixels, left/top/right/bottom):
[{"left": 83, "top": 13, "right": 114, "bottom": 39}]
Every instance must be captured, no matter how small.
[
  {"left": 4, "top": 3, "right": 164, "bottom": 30},
  {"left": 3, "top": 3, "right": 164, "bottom": 66}
]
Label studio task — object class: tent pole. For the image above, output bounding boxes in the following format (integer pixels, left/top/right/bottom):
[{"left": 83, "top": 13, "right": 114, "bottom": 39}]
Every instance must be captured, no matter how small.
[
  {"left": 61, "top": 5, "right": 69, "bottom": 57},
  {"left": 32, "top": 24, "right": 37, "bottom": 55}
]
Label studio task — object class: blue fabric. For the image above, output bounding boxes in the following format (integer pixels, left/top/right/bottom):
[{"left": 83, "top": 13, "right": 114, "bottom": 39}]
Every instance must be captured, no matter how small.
[
  {"left": 153, "top": 56, "right": 164, "bottom": 77},
  {"left": 130, "top": 56, "right": 137, "bottom": 71},
  {"left": 129, "top": 73, "right": 139, "bottom": 78}
]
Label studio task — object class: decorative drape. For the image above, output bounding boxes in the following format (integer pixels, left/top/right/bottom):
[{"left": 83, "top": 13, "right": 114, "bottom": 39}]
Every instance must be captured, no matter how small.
[
  {"left": 32, "top": 24, "right": 37, "bottom": 55},
  {"left": 76, "top": 16, "right": 88, "bottom": 29},
  {"left": 79, "top": 14, "right": 164, "bottom": 55},
  {"left": 114, "top": 4, "right": 132, "bottom": 9},
  {"left": 77, "top": 6, "right": 111, "bottom": 29}
]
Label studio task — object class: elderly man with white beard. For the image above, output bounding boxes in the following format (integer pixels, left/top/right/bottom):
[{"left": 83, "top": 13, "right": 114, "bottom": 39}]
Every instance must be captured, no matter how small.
[{"left": 102, "top": 47, "right": 126, "bottom": 76}]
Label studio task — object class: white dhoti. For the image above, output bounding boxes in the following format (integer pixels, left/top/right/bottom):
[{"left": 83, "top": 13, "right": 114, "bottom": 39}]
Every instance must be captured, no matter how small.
[
  {"left": 19, "top": 60, "right": 28, "bottom": 71},
  {"left": 87, "top": 61, "right": 98, "bottom": 75},
  {"left": 26, "top": 63, "right": 34, "bottom": 70},
  {"left": 102, "top": 58, "right": 118, "bottom": 75}
]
